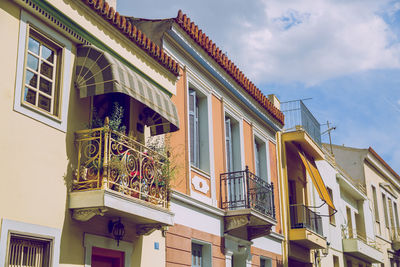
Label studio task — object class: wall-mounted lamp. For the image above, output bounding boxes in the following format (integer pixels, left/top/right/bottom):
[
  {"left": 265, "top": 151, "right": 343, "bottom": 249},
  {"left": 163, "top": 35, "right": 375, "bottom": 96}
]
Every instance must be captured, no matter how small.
[
  {"left": 108, "top": 218, "right": 125, "bottom": 246},
  {"left": 321, "top": 241, "right": 330, "bottom": 257}
]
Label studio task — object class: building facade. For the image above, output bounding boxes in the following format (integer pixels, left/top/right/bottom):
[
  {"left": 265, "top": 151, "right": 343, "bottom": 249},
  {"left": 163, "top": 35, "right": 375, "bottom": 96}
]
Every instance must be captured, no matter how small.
[
  {"left": 128, "top": 10, "right": 286, "bottom": 267},
  {"left": 0, "top": 0, "right": 182, "bottom": 266},
  {"left": 330, "top": 145, "right": 400, "bottom": 267}
]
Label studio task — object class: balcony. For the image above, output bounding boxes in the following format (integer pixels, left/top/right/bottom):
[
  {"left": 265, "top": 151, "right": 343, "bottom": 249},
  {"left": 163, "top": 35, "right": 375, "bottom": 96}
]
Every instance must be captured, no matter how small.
[
  {"left": 220, "top": 167, "right": 276, "bottom": 240},
  {"left": 342, "top": 228, "right": 384, "bottom": 263},
  {"left": 281, "top": 100, "right": 324, "bottom": 160},
  {"left": 391, "top": 227, "right": 400, "bottom": 251},
  {"left": 69, "top": 121, "right": 173, "bottom": 235},
  {"left": 289, "top": 204, "right": 326, "bottom": 249}
]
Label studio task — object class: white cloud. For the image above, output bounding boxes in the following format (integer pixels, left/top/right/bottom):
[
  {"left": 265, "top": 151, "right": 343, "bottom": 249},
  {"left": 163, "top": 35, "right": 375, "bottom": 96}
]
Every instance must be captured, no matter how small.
[{"left": 230, "top": 0, "right": 400, "bottom": 85}]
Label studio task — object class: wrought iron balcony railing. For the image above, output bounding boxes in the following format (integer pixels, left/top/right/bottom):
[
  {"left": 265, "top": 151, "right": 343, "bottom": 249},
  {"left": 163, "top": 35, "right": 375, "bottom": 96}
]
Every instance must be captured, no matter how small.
[
  {"left": 73, "top": 119, "right": 170, "bottom": 209},
  {"left": 281, "top": 100, "right": 321, "bottom": 146},
  {"left": 220, "top": 167, "right": 275, "bottom": 218},
  {"left": 290, "top": 204, "right": 323, "bottom": 236}
]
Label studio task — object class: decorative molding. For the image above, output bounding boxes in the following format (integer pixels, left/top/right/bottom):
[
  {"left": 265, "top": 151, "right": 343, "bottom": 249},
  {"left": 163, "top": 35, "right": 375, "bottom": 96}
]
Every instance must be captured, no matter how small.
[
  {"left": 72, "top": 208, "right": 107, "bottom": 221},
  {"left": 171, "top": 190, "right": 225, "bottom": 216},
  {"left": 136, "top": 224, "right": 166, "bottom": 236},
  {"left": 14, "top": 0, "right": 88, "bottom": 44},
  {"left": 224, "top": 215, "right": 249, "bottom": 232},
  {"left": 192, "top": 175, "right": 210, "bottom": 194}
]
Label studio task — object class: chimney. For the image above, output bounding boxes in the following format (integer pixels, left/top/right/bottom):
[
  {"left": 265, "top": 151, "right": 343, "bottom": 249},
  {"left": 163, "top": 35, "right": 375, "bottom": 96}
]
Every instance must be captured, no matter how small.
[{"left": 268, "top": 94, "right": 280, "bottom": 110}]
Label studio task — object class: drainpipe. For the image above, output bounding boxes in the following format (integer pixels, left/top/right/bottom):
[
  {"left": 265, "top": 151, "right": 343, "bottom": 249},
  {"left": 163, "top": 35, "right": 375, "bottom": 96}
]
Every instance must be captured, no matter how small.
[{"left": 276, "top": 132, "right": 289, "bottom": 267}]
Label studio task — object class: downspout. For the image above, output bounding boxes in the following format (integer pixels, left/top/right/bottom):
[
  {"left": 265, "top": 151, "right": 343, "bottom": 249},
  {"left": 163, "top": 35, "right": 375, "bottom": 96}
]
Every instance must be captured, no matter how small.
[{"left": 276, "top": 132, "right": 289, "bottom": 267}]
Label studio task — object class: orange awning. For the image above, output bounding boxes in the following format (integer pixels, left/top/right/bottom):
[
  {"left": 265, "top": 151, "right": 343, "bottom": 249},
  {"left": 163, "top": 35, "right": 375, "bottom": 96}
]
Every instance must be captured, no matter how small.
[{"left": 298, "top": 150, "right": 336, "bottom": 211}]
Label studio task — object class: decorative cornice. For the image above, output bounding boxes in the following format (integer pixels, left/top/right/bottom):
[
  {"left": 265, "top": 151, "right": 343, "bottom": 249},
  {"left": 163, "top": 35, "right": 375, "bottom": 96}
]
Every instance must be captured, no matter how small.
[
  {"left": 80, "top": 0, "right": 179, "bottom": 76},
  {"left": 175, "top": 10, "right": 284, "bottom": 125}
]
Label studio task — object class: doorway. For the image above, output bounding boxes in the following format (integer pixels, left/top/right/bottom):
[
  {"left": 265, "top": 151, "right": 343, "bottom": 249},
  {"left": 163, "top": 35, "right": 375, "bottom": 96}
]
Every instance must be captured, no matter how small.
[{"left": 92, "top": 247, "right": 124, "bottom": 267}]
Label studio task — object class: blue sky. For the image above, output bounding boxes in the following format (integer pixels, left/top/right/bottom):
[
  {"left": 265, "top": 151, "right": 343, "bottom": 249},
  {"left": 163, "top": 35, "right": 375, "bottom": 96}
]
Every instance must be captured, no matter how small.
[{"left": 118, "top": 0, "right": 400, "bottom": 174}]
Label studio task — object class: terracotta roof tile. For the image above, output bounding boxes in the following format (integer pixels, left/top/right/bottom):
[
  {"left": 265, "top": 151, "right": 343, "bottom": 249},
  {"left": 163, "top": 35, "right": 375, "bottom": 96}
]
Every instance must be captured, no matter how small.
[
  {"left": 175, "top": 10, "right": 284, "bottom": 125},
  {"left": 81, "top": 0, "right": 179, "bottom": 76}
]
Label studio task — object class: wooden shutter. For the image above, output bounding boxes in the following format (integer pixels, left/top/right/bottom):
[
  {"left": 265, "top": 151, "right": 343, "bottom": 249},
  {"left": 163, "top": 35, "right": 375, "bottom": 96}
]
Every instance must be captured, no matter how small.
[
  {"left": 225, "top": 118, "right": 232, "bottom": 172},
  {"left": 189, "top": 90, "right": 198, "bottom": 167}
]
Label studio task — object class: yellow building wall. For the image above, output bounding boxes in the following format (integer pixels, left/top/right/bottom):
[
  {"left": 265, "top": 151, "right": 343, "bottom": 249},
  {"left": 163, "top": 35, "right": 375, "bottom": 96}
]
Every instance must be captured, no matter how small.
[{"left": 0, "top": 1, "right": 169, "bottom": 267}]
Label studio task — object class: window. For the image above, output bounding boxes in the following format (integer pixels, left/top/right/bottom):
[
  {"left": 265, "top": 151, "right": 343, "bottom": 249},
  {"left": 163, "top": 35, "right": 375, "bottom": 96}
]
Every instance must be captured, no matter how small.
[
  {"left": 225, "top": 114, "right": 241, "bottom": 172},
  {"left": 7, "top": 235, "right": 51, "bottom": 267},
  {"left": 189, "top": 88, "right": 210, "bottom": 172},
  {"left": 191, "top": 241, "right": 211, "bottom": 267},
  {"left": 346, "top": 206, "right": 353, "bottom": 238},
  {"left": 394, "top": 202, "right": 400, "bottom": 230},
  {"left": 260, "top": 257, "right": 272, "bottom": 267},
  {"left": 333, "top": 255, "right": 339, "bottom": 267},
  {"left": 0, "top": 219, "right": 61, "bottom": 267},
  {"left": 372, "top": 185, "right": 379, "bottom": 222},
  {"left": 254, "top": 135, "right": 269, "bottom": 181},
  {"left": 327, "top": 187, "right": 336, "bottom": 225},
  {"left": 23, "top": 28, "right": 62, "bottom": 116},
  {"left": 15, "top": 11, "right": 72, "bottom": 131},
  {"left": 383, "top": 193, "right": 389, "bottom": 228}
]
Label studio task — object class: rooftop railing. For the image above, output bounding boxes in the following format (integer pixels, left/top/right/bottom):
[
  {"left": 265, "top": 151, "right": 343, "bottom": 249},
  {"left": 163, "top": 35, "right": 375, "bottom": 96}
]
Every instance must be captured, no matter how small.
[
  {"left": 73, "top": 119, "right": 170, "bottom": 209},
  {"left": 220, "top": 167, "right": 275, "bottom": 219},
  {"left": 290, "top": 204, "right": 323, "bottom": 236},
  {"left": 281, "top": 100, "right": 321, "bottom": 146}
]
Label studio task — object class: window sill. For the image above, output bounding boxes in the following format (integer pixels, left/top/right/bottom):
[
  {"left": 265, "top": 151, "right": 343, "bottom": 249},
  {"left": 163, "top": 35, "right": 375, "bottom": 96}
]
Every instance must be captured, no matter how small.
[{"left": 190, "top": 165, "right": 211, "bottom": 178}]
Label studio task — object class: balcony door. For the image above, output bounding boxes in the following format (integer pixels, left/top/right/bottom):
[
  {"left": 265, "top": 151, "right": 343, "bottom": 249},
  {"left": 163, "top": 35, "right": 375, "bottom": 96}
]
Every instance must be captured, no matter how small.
[
  {"left": 92, "top": 247, "right": 124, "bottom": 267},
  {"left": 225, "top": 116, "right": 243, "bottom": 208}
]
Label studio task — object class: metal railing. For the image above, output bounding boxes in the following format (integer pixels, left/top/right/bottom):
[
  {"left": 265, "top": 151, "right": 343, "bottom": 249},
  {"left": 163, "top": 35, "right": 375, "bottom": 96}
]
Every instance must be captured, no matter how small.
[
  {"left": 220, "top": 166, "right": 275, "bottom": 218},
  {"left": 391, "top": 227, "right": 400, "bottom": 241},
  {"left": 290, "top": 204, "right": 323, "bottom": 236},
  {"left": 281, "top": 100, "right": 321, "bottom": 146},
  {"left": 72, "top": 119, "right": 170, "bottom": 209}
]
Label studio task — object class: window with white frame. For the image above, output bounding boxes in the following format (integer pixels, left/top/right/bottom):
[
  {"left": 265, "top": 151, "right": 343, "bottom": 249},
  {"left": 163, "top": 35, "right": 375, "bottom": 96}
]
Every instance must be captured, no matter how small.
[
  {"left": 188, "top": 87, "right": 210, "bottom": 172},
  {"left": 0, "top": 219, "right": 61, "bottom": 267},
  {"left": 254, "top": 135, "right": 268, "bottom": 181},
  {"left": 382, "top": 193, "right": 389, "bottom": 229},
  {"left": 191, "top": 241, "right": 211, "bottom": 267},
  {"left": 23, "top": 27, "right": 62, "bottom": 116},
  {"left": 260, "top": 257, "right": 272, "bottom": 267},
  {"left": 14, "top": 10, "right": 72, "bottom": 131},
  {"left": 225, "top": 114, "right": 241, "bottom": 172}
]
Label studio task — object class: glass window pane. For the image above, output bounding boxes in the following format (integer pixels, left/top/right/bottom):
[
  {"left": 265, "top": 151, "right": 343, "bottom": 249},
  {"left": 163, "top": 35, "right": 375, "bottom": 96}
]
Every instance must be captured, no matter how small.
[
  {"left": 40, "top": 61, "right": 53, "bottom": 79},
  {"left": 24, "top": 87, "right": 36, "bottom": 105},
  {"left": 38, "top": 94, "right": 51, "bottom": 112},
  {"left": 42, "top": 44, "right": 54, "bottom": 63},
  {"left": 27, "top": 54, "right": 39, "bottom": 71},
  {"left": 25, "top": 70, "right": 37, "bottom": 88},
  {"left": 28, "top": 37, "right": 39, "bottom": 55},
  {"left": 39, "top": 78, "right": 52, "bottom": 96}
]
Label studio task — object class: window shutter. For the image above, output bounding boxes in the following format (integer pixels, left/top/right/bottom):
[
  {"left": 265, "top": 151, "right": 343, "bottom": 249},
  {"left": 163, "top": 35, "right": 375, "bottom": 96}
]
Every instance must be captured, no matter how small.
[
  {"left": 225, "top": 118, "right": 232, "bottom": 172},
  {"left": 8, "top": 237, "right": 48, "bottom": 267},
  {"left": 189, "top": 90, "right": 197, "bottom": 166},
  {"left": 255, "top": 140, "right": 260, "bottom": 177}
]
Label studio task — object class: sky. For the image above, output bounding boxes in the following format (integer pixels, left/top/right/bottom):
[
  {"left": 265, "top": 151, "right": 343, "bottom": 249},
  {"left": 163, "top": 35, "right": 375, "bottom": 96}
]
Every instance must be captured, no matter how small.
[{"left": 117, "top": 0, "right": 400, "bottom": 174}]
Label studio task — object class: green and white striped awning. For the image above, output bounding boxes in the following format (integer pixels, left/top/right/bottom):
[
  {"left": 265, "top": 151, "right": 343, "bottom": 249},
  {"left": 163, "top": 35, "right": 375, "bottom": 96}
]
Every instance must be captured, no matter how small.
[{"left": 75, "top": 45, "right": 179, "bottom": 135}]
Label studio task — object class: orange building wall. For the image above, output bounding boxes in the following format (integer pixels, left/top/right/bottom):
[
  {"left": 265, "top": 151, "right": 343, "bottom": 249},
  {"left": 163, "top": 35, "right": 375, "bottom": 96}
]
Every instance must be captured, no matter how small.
[
  {"left": 212, "top": 95, "right": 225, "bottom": 207},
  {"left": 269, "top": 141, "right": 282, "bottom": 235},
  {"left": 243, "top": 121, "right": 255, "bottom": 173},
  {"left": 169, "top": 69, "right": 189, "bottom": 195},
  {"left": 251, "top": 246, "right": 283, "bottom": 267},
  {"left": 166, "top": 224, "right": 226, "bottom": 267}
]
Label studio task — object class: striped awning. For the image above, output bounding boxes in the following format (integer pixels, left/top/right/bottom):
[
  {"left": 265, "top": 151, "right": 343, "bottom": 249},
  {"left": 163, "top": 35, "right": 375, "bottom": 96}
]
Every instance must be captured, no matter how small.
[
  {"left": 75, "top": 45, "right": 179, "bottom": 135},
  {"left": 298, "top": 150, "right": 336, "bottom": 211}
]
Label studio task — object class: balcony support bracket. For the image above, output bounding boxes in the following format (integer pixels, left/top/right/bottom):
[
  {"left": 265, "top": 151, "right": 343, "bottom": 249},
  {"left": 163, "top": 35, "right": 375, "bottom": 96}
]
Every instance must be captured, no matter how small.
[
  {"left": 137, "top": 223, "right": 166, "bottom": 236},
  {"left": 224, "top": 215, "right": 250, "bottom": 233},
  {"left": 248, "top": 225, "right": 272, "bottom": 240},
  {"left": 72, "top": 207, "right": 108, "bottom": 221}
]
